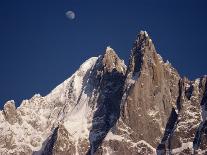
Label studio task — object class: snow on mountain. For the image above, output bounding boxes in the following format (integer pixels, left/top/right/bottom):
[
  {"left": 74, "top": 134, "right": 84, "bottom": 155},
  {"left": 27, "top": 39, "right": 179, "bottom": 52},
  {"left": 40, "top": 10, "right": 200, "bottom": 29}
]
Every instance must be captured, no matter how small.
[
  {"left": 0, "top": 31, "right": 207, "bottom": 155},
  {"left": 0, "top": 56, "right": 99, "bottom": 154}
]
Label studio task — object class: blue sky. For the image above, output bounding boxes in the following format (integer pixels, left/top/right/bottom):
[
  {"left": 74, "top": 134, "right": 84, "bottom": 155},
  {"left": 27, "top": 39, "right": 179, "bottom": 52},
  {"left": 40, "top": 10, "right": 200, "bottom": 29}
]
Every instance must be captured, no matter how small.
[{"left": 0, "top": 0, "right": 207, "bottom": 108}]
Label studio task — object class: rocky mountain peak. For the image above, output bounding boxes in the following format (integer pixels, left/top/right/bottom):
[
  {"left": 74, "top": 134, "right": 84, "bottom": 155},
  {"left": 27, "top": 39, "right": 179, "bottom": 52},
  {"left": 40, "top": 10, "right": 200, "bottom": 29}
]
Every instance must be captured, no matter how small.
[
  {"left": 139, "top": 30, "right": 150, "bottom": 40},
  {"left": 126, "top": 30, "right": 157, "bottom": 78},
  {"left": 135, "top": 30, "right": 152, "bottom": 50},
  {"left": 0, "top": 31, "right": 206, "bottom": 155},
  {"left": 102, "top": 46, "right": 126, "bottom": 73},
  {"left": 3, "top": 100, "right": 21, "bottom": 125},
  {"left": 3, "top": 100, "right": 16, "bottom": 116}
]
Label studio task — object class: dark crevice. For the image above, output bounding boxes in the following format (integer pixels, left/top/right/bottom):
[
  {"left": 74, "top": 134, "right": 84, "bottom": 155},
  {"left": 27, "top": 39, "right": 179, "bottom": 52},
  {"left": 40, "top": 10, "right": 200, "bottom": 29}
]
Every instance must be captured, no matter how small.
[
  {"left": 126, "top": 32, "right": 150, "bottom": 77},
  {"left": 162, "top": 100, "right": 166, "bottom": 110},
  {"left": 156, "top": 79, "right": 184, "bottom": 154},
  {"left": 86, "top": 68, "right": 125, "bottom": 155},
  {"left": 193, "top": 78, "right": 207, "bottom": 150},
  {"left": 201, "top": 78, "right": 207, "bottom": 108},
  {"left": 193, "top": 121, "right": 207, "bottom": 150},
  {"left": 176, "top": 79, "right": 184, "bottom": 112},
  {"left": 33, "top": 126, "right": 59, "bottom": 155},
  {"left": 185, "top": 84, "right": 194, "bottom": 100},
  {"left": 156, "top": 108, "right": 178, "bottom": 155}
]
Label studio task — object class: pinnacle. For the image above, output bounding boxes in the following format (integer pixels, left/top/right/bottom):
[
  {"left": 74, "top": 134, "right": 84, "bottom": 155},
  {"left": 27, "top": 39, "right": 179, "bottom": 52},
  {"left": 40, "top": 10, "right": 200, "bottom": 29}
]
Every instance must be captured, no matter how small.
[
  {"left": 106, "top": 46, "right": 113, "bottom": 51},
  {"left": 3, "top": 100, "right": 16, "bottom": 115},
  {"left": 126, "top": 30, "right": 155, "bottom": 77},
  {"left": 4, "top": 100, "right": 15, "bottom": 108},
  {"left": 104, "top": 46, "right": 117, "bottom": 56},
  {"left": 102, "top": 46, "right": 126, "bottom": 73},
  {"left": 103, "top": 46, "right": 119, "bottom": 63},
  {"left": 131, "top": 30, "right": 153, "bottom": 56},
  {"left": 135, "top": 30, "right": 151, "bottom": 45},
  {"left": 139, "top": 30, "right": 149, "bottom": 38}
]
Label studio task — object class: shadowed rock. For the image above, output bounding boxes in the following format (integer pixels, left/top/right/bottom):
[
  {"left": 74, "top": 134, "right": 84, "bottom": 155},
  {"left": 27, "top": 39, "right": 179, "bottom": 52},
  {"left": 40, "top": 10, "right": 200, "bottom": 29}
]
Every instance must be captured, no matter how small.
[{"left": 0, "top": 31, "right": 207, "bottom": 155}]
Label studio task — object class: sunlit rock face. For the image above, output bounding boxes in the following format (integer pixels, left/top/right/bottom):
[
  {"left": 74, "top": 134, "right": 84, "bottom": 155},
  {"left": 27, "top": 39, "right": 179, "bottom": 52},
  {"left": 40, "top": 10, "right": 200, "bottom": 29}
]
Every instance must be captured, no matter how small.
[{"left": 0, "top": 31, "right": 206, "bottom": 155}]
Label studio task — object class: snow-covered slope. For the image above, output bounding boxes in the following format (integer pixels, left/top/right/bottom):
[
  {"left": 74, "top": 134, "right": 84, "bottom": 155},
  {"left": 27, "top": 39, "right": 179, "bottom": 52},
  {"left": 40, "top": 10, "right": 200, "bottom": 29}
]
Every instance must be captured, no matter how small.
[
  {"left": 0, "top": 56, "right": 100, "bottom": 154},
  {"left": 0, "top": 31, "right": 207, "bottom": 155}
]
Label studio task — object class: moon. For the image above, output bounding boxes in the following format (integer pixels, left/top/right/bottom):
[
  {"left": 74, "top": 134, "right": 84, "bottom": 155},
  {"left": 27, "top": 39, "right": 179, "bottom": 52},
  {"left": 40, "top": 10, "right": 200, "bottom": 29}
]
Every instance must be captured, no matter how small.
[{"left": 65, "top": 11, "right": 75, "bottom": 20}]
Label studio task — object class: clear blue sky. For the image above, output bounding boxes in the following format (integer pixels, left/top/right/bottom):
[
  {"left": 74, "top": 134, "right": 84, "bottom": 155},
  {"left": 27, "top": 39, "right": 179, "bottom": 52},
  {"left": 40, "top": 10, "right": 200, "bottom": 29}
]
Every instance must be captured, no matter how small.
[{"left": 0, "top": 0, "right": 207, "bottom": 108}]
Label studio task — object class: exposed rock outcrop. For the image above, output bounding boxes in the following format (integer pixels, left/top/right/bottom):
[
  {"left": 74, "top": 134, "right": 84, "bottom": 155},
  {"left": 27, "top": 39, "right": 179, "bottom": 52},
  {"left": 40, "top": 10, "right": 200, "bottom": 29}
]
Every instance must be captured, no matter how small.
[
  {"left": 0, "top": 31, "right": 206, "bottom": 155},
  {"left": 3, "top": 100, "right": 22, "bottom": 125}
]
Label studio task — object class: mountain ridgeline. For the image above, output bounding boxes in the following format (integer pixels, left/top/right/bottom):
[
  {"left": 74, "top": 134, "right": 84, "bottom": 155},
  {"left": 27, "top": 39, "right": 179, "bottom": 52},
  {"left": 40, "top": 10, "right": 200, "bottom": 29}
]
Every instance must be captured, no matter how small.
[{"left": 0, "top": 31, "right": 207, "bottom": 155}]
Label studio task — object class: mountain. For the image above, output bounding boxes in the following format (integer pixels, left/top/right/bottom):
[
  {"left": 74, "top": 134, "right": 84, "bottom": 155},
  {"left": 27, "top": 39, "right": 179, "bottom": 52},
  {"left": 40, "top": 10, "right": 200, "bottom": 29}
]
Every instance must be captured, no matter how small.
[{"left": 0, "top": 31, "right": 207, "bottom": 155}]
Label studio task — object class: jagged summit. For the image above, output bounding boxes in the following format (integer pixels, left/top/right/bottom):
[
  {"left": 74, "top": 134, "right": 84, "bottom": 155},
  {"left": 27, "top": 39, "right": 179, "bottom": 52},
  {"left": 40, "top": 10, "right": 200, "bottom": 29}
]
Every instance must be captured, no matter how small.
[
  {"left": 136, "top": 30, "right": 151, "bottom": 46},
  {"left": 127, "top": 30, "right": 159, "bottom": 78},
  {"left": 103, "top": 46, "right": 117, "bottom": 60},
  {"left": 0, "top": 31, "right": 206, "bottom": 155},
  {"left": 139, "top": 30, "right": 149, "bottom": 38},
  {"left": 105, "top": 46, "right": 114, "bottom": 53},
  {"left": 102, "top": 46, "right": 126, "bottom": 73},
  {"left": 3, "top": 100, "right": 22, "bottom": 125}
]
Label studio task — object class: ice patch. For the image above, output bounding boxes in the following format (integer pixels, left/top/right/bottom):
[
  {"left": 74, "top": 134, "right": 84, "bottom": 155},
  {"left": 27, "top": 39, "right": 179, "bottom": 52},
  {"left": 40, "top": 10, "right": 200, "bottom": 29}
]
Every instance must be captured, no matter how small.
[{"left": 105, "top": 131, "right": 124, "bottom": 141}]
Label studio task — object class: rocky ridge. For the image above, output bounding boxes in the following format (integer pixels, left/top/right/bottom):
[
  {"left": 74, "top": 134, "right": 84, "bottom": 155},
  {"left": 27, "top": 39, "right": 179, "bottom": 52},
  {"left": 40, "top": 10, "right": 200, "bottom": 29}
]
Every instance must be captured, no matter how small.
[{"left": 0, "top": 31, "right": 206, "bottom": 155}]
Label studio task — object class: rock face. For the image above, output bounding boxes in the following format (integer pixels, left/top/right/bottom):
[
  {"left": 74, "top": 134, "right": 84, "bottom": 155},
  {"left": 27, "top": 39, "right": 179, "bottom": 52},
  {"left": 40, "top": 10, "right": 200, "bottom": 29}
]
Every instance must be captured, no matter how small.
[{"left": 0, "top": 31, "right": 207, "bottom": 155}]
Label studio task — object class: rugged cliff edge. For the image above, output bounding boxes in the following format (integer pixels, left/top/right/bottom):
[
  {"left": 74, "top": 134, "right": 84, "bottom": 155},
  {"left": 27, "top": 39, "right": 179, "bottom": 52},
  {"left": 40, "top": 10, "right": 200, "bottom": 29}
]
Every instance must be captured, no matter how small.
[{"left": 0, "top": 31, "right": 206, "bottom": 155}]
